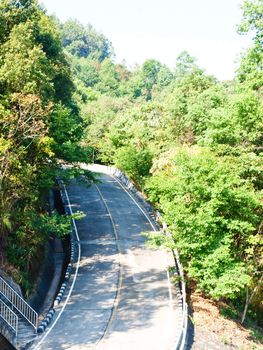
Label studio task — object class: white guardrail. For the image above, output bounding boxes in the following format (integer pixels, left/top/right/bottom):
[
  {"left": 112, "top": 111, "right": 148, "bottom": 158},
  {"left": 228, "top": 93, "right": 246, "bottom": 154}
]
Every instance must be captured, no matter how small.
[
  {"left": 0, "top": 299, "right": 18, "bottom": 336},
  {"left": 172, "top": 249, "right": 188, "bottom": 350},
  {"left": 82, "top": 163, "right": 188, "bottom": 350},
  {"left": 0, "top": 276, "right": 38, "bottom": 331}
]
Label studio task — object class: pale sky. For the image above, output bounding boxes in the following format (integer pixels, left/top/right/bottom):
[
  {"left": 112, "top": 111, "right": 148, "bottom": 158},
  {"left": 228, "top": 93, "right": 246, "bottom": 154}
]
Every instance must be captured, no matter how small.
[{"left": 40, "top": 0, "right": 253, "bottom": 81}]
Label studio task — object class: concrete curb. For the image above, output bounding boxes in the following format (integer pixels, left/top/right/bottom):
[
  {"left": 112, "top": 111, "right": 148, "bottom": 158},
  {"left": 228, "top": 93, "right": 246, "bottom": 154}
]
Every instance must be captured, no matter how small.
[{"left": 36, "top": 182, "right": 78, "bottom": 335}]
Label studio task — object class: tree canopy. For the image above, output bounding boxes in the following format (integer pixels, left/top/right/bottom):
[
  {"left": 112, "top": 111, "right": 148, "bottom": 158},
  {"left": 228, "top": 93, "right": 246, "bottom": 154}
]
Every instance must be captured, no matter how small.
[
  {"left": 0, "top": 0, "right": 91, "bottom": 293},
  {"left": 73, "top": 0, "right": 263, "bottom": 325},
  {"left": 61, "top": 19, "right": 112, "bottom": 61}
]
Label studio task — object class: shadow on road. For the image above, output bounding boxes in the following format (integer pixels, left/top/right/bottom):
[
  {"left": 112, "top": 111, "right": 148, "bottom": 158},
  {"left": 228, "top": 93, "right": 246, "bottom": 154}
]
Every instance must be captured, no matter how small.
[{"left": 36, "top": 178, "right": 178, "bottom": 350}]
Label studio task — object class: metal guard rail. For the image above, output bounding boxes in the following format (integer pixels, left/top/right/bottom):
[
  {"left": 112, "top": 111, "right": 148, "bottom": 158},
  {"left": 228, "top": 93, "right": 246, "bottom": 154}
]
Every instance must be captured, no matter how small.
[
  {"left": 0, "top": 277, "right": 38, "bottom": 330},
  {"left": 173, "top": 248, "right": 188, "bottom": 350},
  {"left": 158, "top": 219, "right": 188, "bottom": 350},
  {"left": 0, "top": 299, "right": 18, "bottom": 336}
]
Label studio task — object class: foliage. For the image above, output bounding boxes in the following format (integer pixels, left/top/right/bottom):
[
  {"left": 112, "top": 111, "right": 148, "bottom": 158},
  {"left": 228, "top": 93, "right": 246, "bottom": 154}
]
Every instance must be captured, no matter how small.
[
  {"left": 96, "top": 58, "right": 121, "bottom": 94},
  {"left": 145, "top": 148, "right": 262, "bottom": 300},
  {"left": 0, "top": 0, "right": 262, "bottom": 324},
  {"left": 73, "top": 0, "right": 263, "bottom": 323},
  {"left": 114, "top": 146, "right": 153, "bottom": 185},
  {"left": 174, "top": 51, "right": 199, "bottom": 79},
  {"left": 7, "top": 210, "right": 74, "bottom": 294},
  {"left": 61, "top": 19, "right": 112, "bottom": 61},
  {"left": 0, "top": 0, "right": 92, "bottom": 292},
  {"left": 237, "top": 0, "right": 263, "bottom": 89}
]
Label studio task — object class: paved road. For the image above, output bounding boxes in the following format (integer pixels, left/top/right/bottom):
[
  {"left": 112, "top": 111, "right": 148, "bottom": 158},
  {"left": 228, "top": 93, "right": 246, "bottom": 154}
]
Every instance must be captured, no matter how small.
[{"left": 33, "top": 171, "right": 180, "bottom": 350}]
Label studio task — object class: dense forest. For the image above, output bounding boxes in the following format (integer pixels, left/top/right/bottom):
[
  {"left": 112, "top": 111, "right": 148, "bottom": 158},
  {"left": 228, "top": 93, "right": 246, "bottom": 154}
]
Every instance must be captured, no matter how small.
[
  {"left": 0, "top": 0, "right": 262, "bottom": 327},
  {"left": 0, "top": 0, "right": 92, "bottom": 292}
]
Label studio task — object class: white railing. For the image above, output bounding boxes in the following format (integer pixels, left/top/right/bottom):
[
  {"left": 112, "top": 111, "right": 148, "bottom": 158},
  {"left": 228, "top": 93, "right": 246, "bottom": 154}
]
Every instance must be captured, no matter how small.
[
  {"left": 173, "top": 249, "right": 188, "bottom": 350},
  {"left": 0, "top": 277, "right": 38, "bottom": 330},
  {"left": 0, "top": 299, "right": 18, "bottom": 336}
]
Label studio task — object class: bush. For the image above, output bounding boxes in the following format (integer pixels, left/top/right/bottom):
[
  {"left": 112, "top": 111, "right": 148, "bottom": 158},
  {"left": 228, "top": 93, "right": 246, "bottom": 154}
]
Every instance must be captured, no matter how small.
[
  {"left": 114, "top": 145, "right": 153, "bottom": 186},
  {"left": 145, "top": 147, "right": 262, "bottom": 300}
]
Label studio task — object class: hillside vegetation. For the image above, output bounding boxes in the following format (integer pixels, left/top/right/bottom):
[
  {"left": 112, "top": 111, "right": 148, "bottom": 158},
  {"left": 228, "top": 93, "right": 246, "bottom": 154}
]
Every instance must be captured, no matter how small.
[
  {"left": 60, "top": 1, "right": 262, "bottom": 325},
  {"left": 0, "top": 0, "right": 262, "bottom": 327},
  {"left": 0, "top": 0, "right": 91, "bottom": 293}
]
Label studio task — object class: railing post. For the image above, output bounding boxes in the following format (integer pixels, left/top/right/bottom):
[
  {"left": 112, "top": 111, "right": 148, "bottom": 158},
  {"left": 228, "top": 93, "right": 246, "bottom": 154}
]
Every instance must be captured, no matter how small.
[
  {"left": 0, "top": 276, "right": 38, "bottom": 330},
  {"left": 0, "top": 299, "right": 18, "bottom": 336}
]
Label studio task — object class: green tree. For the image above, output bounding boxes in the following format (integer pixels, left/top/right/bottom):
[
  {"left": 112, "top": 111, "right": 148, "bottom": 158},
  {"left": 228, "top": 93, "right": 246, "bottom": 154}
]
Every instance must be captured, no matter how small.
[
  {"left": 0, "top": 93, "right": 51, "bottom": 265},
  {"left": 237, "top": 0, "right": 263, "bottom": 89},
  {"left": 174, "top": 51, "right": 199, "bottom": 79},
  {"left": 96, "top": 58, "right": 120, "bottom": 94},
  {"left": 200, "top": 90, "right": 263, "bottom": 147},
  {"left": 0, "top": 21, "right": 55, "bottom": 98},
  {"left": 61, "top": 19, "right": 112, "bottom": 61},
  {"left": 0, "top": 0, "right": 91, "bottom": 291},
  {"left": 141, "top": 59, "right": 162, "bottom": 99},
  {"left": 72, "top": 56, "right": 100, "bottom": 88},
  {"left": 115, "top": 145, "right": 153, "bottom": 186},
  {"left": 145, "top": 147, "right": 262, "bottom": 301},
  {"left": 0, "top": 0, "right": 42, "bottom": 44}
]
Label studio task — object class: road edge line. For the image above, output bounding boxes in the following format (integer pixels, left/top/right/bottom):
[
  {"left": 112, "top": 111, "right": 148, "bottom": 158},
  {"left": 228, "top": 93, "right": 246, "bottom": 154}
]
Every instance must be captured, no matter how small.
[{"left": 33, "top": 184, "right": 81, "bottom": 350}]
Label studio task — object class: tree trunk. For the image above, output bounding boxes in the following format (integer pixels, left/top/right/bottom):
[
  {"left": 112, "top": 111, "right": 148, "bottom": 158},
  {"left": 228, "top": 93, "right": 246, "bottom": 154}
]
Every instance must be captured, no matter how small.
[
  {"left": 0, "top": 233, "right": 7, "bottom": 268},
  {"left": 241, "top": 273, "right": 263, "bottom": 324},
  {"left": 241, "top": 287, "right": 249, "bottom": 324}
]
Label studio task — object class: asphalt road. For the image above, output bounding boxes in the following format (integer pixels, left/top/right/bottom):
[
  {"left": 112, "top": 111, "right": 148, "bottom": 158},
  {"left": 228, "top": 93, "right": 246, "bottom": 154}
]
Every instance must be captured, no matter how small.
[{"left": 33, "top": 171, "right": 180, "bottom": 350}]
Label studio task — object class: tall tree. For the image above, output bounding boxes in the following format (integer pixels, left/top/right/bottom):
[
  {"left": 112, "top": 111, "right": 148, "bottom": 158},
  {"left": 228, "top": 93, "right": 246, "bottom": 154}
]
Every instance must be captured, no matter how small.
[
  {"left": 237, "top": 0, "right": 263, "bottom": 89},
  {"left": 61, "top": 19, "right": 112, "bottom": 61},
  {"left": 0, "top": 0, "right": 91, "bottom": 290}
]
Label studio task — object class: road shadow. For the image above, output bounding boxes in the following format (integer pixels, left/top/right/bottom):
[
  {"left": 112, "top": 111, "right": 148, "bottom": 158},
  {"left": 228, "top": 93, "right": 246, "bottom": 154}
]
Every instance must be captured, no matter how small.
[{"left": 35, "top": 179, "right": 179, "bottom": 350}]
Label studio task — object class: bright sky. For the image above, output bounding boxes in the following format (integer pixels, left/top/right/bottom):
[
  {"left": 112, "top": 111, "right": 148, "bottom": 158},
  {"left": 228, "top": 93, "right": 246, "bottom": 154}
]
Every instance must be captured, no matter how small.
[{"left": 40, "top": 0, "right": 252, "bottom": 81}]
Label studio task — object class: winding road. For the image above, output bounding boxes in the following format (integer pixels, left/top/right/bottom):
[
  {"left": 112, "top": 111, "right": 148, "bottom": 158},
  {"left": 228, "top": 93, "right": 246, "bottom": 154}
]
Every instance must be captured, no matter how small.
[{"left": 33, "top": 167, "right": 181, "bottom": 350}]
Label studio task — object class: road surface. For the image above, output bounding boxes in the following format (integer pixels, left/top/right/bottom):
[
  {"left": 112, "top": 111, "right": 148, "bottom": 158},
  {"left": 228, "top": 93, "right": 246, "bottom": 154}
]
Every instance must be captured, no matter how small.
[{"left": 33, "top": 170, "right": 180, "bottom": 350}]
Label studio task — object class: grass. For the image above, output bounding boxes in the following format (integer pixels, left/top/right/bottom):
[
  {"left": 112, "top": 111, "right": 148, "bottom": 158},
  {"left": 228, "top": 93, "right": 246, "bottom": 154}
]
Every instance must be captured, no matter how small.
[
  {"left": 220, "top": 304, "right": 239, "bottom": 320},
  {"left": 249, "top": 328, "right": 263, "bottom": 342}
]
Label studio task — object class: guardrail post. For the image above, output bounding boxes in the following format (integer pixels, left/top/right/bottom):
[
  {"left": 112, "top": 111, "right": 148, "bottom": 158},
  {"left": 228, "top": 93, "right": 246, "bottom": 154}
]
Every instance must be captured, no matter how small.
[{"left": 0, "top": 276, "right": 38, "bottom": 331}]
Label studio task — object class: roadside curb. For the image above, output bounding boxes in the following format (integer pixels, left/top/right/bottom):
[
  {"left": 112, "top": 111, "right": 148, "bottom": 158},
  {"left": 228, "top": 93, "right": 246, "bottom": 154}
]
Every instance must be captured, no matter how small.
[{"left": 35, "top": 181, "right": 79, "bottom": 336}]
